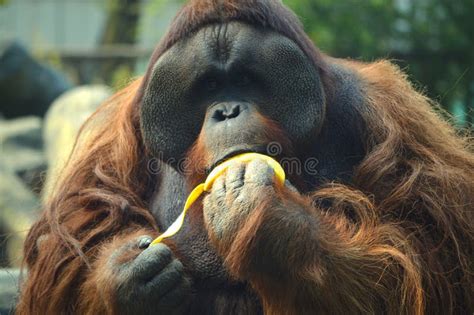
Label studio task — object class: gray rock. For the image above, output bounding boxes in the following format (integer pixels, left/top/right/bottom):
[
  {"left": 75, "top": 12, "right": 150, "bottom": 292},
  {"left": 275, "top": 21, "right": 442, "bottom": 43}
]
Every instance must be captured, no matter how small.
[
  {"left": 0, "top": 117, "right": 46, "bottom": 193},
  {"left": 0, "top": 164, "right": 38, "bottom": 267},
  {"left": 0, "top": 117, "right": 43, "bottom": 267},
  {"left": 0, "top": 41, "right": 71, "bottom": 118},
  {"left": 42, "top": 85, "right": 111, "bottom": 200},
  {"left": 0, "top": 269, "right": 20, "bottom": 315}
]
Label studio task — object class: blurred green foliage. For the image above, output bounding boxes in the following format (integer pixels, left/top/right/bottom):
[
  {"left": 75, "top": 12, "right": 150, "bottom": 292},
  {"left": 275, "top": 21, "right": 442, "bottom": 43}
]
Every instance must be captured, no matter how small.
[
  {"left": 284, "top": 0, "right": 474, "bottom": 126},
  {"left": 53, "top": 0, "right": 472, "bottom": 125}
]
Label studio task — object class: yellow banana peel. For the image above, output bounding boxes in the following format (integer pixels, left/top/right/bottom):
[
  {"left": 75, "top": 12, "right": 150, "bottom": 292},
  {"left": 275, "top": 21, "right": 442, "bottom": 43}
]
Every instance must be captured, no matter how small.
[{"left": 150, "top": 153, "right": 285, "bottom": 245}]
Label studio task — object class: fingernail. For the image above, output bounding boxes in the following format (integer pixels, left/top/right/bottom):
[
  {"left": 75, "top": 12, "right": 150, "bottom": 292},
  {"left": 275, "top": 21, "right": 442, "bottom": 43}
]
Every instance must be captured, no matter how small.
[{"left": 138, "top": 237, "right": 152, "bottom": 249}]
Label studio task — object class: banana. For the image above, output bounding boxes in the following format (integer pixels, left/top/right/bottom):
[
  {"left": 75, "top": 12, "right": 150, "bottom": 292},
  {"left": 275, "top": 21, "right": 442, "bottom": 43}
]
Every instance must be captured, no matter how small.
[{"left": 150, "top": 153, "right": 285, "bottom": 245}]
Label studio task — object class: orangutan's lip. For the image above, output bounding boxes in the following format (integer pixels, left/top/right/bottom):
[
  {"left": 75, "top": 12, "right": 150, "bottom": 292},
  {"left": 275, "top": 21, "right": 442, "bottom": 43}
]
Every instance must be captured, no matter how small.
[{"left": 206, "top": 145, "right": 268, "bottom": 174}]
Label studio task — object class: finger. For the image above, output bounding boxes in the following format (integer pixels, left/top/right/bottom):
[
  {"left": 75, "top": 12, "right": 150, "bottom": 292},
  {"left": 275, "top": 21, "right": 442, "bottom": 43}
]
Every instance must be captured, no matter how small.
[
  {"left": 209, "top": 175, "right": 226, "bottom": 207},
  {"left": 225, "top": 161, "right": 246, "bottom": 191},
  {"left": 132, "top": 243, "right": 173, "bottom": 281},
  {"left": 137, "top": 235, "right": 153, "bottom": 249},
  {"left": 245, "top": 158, "right": 274, "bottom": 186},
  {"left": 146, "top": 259, "right": 185, "bottom": 298},
  {"left": 157, "top": 276, "right": 192, "bottom": 310}
]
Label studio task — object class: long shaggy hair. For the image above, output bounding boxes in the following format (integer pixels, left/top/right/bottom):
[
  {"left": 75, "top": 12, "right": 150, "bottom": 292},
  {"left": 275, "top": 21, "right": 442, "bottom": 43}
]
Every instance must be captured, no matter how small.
[{"left": 17, "top": 0, "right": 473, "bottom": 314}]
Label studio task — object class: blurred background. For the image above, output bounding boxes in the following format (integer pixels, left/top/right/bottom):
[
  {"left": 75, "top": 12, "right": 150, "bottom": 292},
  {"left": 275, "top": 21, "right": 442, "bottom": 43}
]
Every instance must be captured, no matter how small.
[{"left": 0, "top": 0, "right": 472, "bottom": 310}]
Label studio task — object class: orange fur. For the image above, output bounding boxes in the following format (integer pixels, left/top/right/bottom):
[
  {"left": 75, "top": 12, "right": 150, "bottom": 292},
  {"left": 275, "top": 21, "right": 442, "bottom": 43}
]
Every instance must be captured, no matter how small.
[{"left": 16, "top": 1, "right": 473, "bottom": 314}]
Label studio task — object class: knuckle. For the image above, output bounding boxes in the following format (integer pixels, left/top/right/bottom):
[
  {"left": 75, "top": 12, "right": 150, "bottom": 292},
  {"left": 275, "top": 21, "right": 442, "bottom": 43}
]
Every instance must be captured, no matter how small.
[
  {"left": 213, "top": 175, "right": 225, "bottom": 189},
  {"left": 170, "top": 259, "right": 184, "bottom": 272},
  {"left": 247, "top": 158, "right": 268, "bottom": 170},
  {"left": 151, "top": 243, "right": 172, "bottom": 256},
  {"left": 247, "top": 170, "right": 274, "bottom": 186},
  {"left": 134, "top": 243, "right": 173, "bottom": 269},
  {"left": 226, "top": 175, "right": 245, "bottom": 190},
  {"left": 137, "top": 235, "right": 153, "bottom": 249}
]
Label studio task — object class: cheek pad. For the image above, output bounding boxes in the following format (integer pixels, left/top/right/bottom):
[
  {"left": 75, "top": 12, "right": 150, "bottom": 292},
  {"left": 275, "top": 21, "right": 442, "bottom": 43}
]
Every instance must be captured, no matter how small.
[
  {"left": 253, "top": 37, "right": 326, "bottom": 143},
  {"left": 140, "top": 74, "right": 200, "bottom": 162},
  {"left": 261, "top": 66, "right": 325, "bottom": 144},
  {"left": 140, "top": 43, "right": 207, "bottom": 161},
  {"left": 280, "top": 78, "right": 324, "bottom": 143}
]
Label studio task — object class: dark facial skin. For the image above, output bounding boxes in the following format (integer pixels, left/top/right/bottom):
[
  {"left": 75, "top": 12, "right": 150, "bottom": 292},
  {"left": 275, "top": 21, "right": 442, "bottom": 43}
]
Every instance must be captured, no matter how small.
[
  {"left": 122, "top": 21, "right": 366, "bottom": 314},
  {"left": 140, "top": 22, "right": 325, "bottom": 165}
]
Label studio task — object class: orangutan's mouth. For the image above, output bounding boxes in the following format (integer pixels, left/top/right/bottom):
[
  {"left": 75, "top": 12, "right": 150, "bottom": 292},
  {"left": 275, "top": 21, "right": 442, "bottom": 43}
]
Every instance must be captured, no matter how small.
[{"left": 206, "top": 144, "right": 268, "bottom": 174}]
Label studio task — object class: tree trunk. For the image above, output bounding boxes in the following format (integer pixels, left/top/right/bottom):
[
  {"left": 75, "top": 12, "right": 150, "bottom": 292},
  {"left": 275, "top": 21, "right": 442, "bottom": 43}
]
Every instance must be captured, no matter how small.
[{"left": 99, "top": 0, "right": 141, "bottom": 85}]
